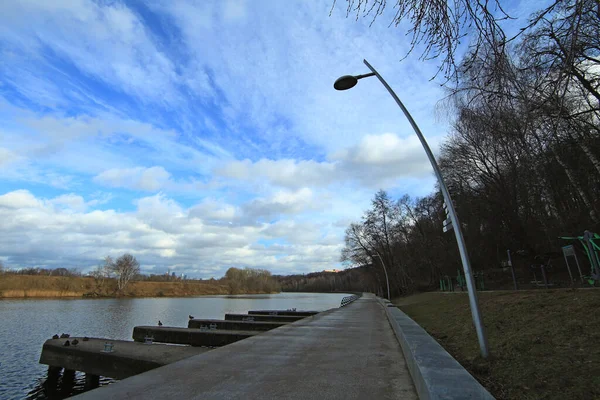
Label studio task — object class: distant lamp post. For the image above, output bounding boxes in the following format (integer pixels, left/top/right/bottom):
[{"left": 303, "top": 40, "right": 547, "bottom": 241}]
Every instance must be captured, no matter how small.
[
  {"left": 334, "top": 59, "right": 489, "bottom": 358},
  {"left": 372, "top": 253, "right": 391, "bottom": 300}
]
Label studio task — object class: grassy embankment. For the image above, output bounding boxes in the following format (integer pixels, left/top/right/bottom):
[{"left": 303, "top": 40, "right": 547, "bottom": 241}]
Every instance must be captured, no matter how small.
[
  {"left": 0, "top": 275, "right": 230, "bottom": 298},
  {"left": 394, "top": 290, "right": 600, "bottom": 400}
]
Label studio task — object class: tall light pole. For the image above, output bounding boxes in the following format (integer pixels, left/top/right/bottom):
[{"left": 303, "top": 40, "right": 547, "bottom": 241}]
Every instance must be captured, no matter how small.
[
  {"left": 334, "top": 59, "right": 489, "bottom": 358},
  {"left": 372, "top": 253, "right": 391, "bottom": 300}
]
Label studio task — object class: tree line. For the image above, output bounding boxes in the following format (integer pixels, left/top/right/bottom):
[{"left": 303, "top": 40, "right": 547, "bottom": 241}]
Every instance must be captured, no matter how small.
[
  {"left": 340, "top": 0, "right": 600, "bottom": 297},
  {"left": 0, "top": 258, "right": 281, "bottom": 296},
  {"left": 224, "top": 267, "right": 280, "bottom": 294},
  {"left": 276, "top": 267, "right": 378, "bottom": 294}
]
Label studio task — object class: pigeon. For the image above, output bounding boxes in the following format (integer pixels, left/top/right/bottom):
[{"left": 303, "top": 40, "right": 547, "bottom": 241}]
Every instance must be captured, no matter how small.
[
  {"left": 52, "top": 334, "right": 59, "bottom": 340},
  {"left": 63, "top": 340, "right": 70, "bottom": 347},
  {"left": 189, "top": 315, "right": 194, "bottom": 320},
  {"left": 72, "top": 339, "right": 79, "bottom": 346},
  {"left": 60, "top": 333, "right": 70, "bottom": 339},
  {"left": 83, "top": 337, "right": 90, "bottom": 342},
  {"left": 158, "top": 320, "right": 163, "bottom": 326}
]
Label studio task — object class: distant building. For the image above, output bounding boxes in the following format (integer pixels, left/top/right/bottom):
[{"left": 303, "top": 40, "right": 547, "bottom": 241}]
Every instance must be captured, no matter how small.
[{"left": 323, "top": 269, "right": 340, "bottom": 273}]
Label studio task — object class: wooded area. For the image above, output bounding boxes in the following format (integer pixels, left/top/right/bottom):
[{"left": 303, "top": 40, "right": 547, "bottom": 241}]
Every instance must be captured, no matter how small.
[
  {"left": 276, "top": 266, "right": 377, "bottom": 293},
  {"left": 338, "top": 0, "right": 600, "bottom": 297},
  {"left": 224, "top": 267, "right": 280, "bottom": 294},
  {"left": 0, "top": 260, "right": 279, "bottom": 298}
]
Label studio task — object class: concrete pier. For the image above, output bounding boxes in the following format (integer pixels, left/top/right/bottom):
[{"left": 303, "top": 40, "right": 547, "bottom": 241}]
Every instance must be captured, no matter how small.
[
  {"left": 188, "top": 319, "right": 288, "bottom": 331},
  {"left": 132, "top": 326, "right": 259, "bottom": 346},
  {"left": 224, "top": 313, "right": 306, "bottom": 322},
  {"left": 72, "top": 294, "right": 418, "bottom": 400},
  {"left": 39, "top": 338, "right": 209, "bottom": 380}
]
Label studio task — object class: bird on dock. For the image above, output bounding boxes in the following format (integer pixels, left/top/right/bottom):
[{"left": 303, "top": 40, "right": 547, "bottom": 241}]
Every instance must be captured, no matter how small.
[
  {"left": 158, "top": 320, "right": 163, "bottom": 326},
  {"left": 189, "top": 315, "right": 194, "bottom": 320},
  {"left": 52, "top": 334, "right": 59, "bottom": 340},
  {"left": 63, "top": 340, "right": 70, "bottom": 347},
  {"left": 72, "top": 339, "right": 79, "bottom": 346},
  {"left": 60, "top": 333, "right": 70, "bottom": 338}
]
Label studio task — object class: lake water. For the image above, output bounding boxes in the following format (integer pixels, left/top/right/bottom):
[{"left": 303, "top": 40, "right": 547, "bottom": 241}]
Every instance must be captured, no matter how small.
[{"left": 0, "top": 292, "right": 348, "bottom": 400}]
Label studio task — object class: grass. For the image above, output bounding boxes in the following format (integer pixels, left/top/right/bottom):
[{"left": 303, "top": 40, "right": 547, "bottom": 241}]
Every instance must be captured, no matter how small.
[
  {"left": 0, "top": 275, "right": 230, "bottom": 298},
  {"left": 394, "top": 289, "right": 600, "bottom": 400}
]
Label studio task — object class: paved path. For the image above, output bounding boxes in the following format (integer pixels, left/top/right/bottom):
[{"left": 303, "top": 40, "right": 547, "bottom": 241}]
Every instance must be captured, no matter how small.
[{"left": 72, "top": 293, "right": 417, "bottom": 400}]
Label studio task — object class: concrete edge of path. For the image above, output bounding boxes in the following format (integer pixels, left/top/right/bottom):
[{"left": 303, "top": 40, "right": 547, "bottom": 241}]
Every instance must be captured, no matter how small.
[{"left": 378, "top": 298, "right": 495, "bottom": 400}]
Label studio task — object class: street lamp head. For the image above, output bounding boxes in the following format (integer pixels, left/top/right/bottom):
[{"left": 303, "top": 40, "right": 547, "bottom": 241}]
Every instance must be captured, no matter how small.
[{"left": 334, "top": 75, "right": 358, "bottom": 91}]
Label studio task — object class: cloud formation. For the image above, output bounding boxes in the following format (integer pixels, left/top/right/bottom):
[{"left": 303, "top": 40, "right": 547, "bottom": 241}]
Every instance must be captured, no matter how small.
[
  {"left": 0, "top": 190, "right": 340, "bottom": 276},
  {"left": 0, "top": 0, "right": 451, "bottom": 277}
]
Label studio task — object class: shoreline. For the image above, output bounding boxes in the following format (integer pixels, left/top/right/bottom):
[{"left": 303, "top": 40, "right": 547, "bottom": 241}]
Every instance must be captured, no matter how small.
[
  {"left": 0, "top": 289, "right": 280, "bottom": 300},
  {"left": 0, "top": 275, "right": 279, "bottom": 299}
]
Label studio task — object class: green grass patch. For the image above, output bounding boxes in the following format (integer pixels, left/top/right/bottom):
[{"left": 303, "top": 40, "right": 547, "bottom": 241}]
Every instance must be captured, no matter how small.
[{"left": 394, "top": 290, "right": 600, "bottom": 400}]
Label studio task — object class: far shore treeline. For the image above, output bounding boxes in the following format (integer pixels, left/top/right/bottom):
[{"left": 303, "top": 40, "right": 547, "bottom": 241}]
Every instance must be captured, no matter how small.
[
  {"left": 0, "top": 253, "right": 374, "bottom": 299},
  {"left": 0, "top": 255, "right": 282, "bottom": 298}
]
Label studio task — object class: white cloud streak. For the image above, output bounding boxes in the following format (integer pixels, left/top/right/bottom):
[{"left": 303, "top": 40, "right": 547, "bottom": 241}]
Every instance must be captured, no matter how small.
[
  {"left": 0, "top": 190, "right": 341, "bottom": 276},
  {"left": 0, "top": 0, "right": 454, "bottom": 275}
]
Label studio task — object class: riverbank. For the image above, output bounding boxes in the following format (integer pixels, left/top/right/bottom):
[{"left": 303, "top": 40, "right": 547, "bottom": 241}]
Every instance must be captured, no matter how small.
[
  {"left": 394, "top": 289, "right": 600, "bottom": 400},
  {"left": 0, "top": 275, "right": 233, "bottom": 298}
]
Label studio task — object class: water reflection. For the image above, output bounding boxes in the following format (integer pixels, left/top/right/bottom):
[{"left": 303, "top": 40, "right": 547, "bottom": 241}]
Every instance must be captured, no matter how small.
[
  {"left": 2, "top": 293, "right": 347, "bottom": 400},
  {"left": 26, "top": 371, "right": 116, "bottom": 400}
]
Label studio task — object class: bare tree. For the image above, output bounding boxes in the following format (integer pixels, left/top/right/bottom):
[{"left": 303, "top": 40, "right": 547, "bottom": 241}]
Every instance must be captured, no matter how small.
[
  {"left": 331, "top": 0, "right": 564, "bottom": 80},
  {"left": 90, "top": 262, "right": 112, "bottom": 294},
  {"left": 106, "top": 254, "right": 140, "bottom": 292}
]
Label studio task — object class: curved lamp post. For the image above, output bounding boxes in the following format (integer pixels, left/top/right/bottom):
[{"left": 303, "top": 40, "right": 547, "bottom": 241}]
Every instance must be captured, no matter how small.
[
  {"left": 372, "top": 253, "right": 391, "bottom": 300},
  {"left": 334, "top": 59, "right": 489, "bottom": 358}
]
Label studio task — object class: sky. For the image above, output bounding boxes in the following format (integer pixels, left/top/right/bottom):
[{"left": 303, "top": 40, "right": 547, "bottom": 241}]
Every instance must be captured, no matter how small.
[{"left": 0, "top": 0, "right": 537, "bottom": 278}]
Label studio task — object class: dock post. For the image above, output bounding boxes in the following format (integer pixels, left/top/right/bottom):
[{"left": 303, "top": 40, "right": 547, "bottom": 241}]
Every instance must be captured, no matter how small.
[
  {"left": 61, "top": 369, "right": 76, "bottom": 394},
  {"left": 44, "top": 366, "right": 62, "bottom": 395},
  {"left": 85, "top": 373, "right": 100, "bottom": 390}
]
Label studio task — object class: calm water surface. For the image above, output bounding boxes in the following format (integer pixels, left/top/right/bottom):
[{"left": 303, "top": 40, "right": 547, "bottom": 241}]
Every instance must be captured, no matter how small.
[{"left": 0, "top": 292, "right": 348, "bottom": 400}]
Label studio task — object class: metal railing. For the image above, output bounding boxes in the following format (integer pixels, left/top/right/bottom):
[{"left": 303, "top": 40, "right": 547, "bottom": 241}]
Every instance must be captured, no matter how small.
[{"left": 340, "top": 294, "right": 360, "bottom": 307}]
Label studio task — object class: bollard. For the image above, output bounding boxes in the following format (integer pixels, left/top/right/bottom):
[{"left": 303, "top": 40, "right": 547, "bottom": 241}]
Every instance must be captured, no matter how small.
[
  {"left": 61, "top": 369, "right": 76, "bottom": 394},
  {"left": 44, "top": 366, "right": 62, "bottom": 395},
  {"left": 84, "top": 373, "right": 100, "bottom": 390}
]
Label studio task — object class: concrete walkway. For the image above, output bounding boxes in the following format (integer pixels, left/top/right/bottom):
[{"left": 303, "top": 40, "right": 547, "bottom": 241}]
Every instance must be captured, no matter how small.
[{"left": 72, "top": 294, "right": 417, "bottom": 400}]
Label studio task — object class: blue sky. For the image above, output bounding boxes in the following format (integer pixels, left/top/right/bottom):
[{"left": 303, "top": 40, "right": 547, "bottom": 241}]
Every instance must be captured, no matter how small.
[{"left": 0, "top": 0, "right": 536, "bottom": 277}]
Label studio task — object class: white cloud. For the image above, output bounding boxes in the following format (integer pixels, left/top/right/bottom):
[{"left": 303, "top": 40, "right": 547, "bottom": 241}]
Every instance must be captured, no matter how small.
[
  {"left": 0, "top": 147, "right": 21, "bottom": 166},
  {"left": 242, "top": 188, "right": 315, "bottom": 220},
  {"left": 223, "top": 0, "right": 247, "bottom": 21},
  {"left": 0, "top": 0, "right": 454, "bottom": 277},
  {"left": 0, "top": 104, "right": 223, "bottom": 192},
  {"left": 0, "top": 190, "right": 345, "bottom": 276},
  {"left": 330, "top": 133, "right": 437, "bottom": 185},
  {"left": 0, "top": 0, "right": 188, "bottom": 107},
  {"left": 50, "top": 194, "right": 87, "bottom": 212},
  {"left": 94, "top": 166, "right": 172, "bottom": 191},
  {"left": 216, "top": 133, "right": 436, "bottom": 189},
  {"left": 0, "top": 190, "right": 41, "bottom": 209}
]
